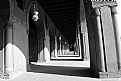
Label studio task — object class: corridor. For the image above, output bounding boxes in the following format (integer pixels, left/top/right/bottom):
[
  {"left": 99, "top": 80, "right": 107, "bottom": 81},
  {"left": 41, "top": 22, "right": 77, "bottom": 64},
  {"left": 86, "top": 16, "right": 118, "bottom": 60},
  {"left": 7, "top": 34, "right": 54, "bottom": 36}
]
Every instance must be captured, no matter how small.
[
  {"left": 1, "top": 0, "right": 121, "bottom": 80},
  {"left": 1, "top": 61, "right": 121, "bottom": 81},
  {"left": 1, "top": 61, "right": 96, "bottom": 81}
]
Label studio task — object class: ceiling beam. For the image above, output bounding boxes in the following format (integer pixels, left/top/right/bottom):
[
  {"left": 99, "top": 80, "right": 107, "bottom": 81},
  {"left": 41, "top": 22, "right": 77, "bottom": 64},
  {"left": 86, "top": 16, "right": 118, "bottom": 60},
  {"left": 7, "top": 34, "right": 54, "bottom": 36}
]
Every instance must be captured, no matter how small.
[
  {"left": 52, "top": 12, "right": 76, "bottom": 16},
  {"left": 51, "top": 13, "right": 78, "bottom": 19},
  {"left": 54, "top": 15, "right": 77, "bottom": 19},
  {"left": 50, "top": 9, "right": 76, "bottom": 14},
  {"left": 55, "top": 18, "right": 76, "bottom": 23}
]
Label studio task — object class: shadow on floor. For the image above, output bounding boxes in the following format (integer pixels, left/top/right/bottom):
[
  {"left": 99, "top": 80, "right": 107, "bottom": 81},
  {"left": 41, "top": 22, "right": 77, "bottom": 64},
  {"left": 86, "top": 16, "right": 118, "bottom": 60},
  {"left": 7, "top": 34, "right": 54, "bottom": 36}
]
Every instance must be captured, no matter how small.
[
  {"left": 51, "top": 59, "right": 84, "bottom": 61},
  {"left": 28, "top": 64, "right": 97, "bottom": 78}
]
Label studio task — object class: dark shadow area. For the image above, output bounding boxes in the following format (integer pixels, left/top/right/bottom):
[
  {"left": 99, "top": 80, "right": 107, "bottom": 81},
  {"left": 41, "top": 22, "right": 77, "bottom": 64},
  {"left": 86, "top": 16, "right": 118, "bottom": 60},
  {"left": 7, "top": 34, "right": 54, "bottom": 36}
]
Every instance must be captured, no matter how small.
[
  {"left": 29, "top": 12, "right": 38, "bottom": 62},
  {"left": 50, "top": 37, "right": 55, "bottom": 57},
  {"left": 57, "top": 55, "right": 80, "bottom": 57},
  {"left": 28, "top": 64, "right": 97, "bottom": 78}
]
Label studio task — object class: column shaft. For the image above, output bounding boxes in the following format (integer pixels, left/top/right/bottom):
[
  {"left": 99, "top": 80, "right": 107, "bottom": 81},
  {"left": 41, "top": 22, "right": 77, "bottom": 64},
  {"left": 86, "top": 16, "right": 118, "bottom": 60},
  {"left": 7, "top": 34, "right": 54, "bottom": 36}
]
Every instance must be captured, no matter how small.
[
  {"left": 110, "top": 6, "right": 121, "bottom": 71},
  {"left": 62, "top": 44, "right": 65, "bottom": 55},
  {"left": 59, "top": 37, "right": 62, "bottom": 55},
  {"left": 55, "top": 36, "right": 58, "bottom": 57},
  {"left": 94, "top": 8, "right": 106, "bottom": 72},
  {"left": 78, "top": 33, "right": 81, "bottom": 56}
]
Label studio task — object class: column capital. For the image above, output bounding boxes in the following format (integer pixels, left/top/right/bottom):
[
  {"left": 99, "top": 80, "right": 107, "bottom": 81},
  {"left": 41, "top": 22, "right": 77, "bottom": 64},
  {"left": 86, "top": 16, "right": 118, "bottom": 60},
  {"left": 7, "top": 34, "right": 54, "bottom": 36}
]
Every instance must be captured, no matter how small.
[
  {"left": 4, "top": 21, "right": 13, "bottom": 29},
  {"left": 92, "top": 8, "right": 101, "bottom": 18},
  {"left": 91, "top": 0, "right": 117, "bottom": 8},
  {"left": 110, "top": 6, "right": 117, "bottom": 15},
  {"left": 95, "top": 8, "right": 101, "bottom": 16}
]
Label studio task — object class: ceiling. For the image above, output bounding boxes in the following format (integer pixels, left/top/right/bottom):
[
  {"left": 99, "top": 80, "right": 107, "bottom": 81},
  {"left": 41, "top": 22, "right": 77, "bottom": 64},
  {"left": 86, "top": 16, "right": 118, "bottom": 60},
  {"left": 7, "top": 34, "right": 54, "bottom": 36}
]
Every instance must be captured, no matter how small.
[{"left": 38, "top": 0, "right": 80, "bottom": 44}]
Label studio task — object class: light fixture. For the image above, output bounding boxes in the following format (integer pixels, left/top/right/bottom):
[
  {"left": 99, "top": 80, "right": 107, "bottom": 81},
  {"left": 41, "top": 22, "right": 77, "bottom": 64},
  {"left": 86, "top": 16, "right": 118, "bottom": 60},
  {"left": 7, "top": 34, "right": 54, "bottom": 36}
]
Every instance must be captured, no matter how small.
[
  {"left": 59, "top": 36, "right": 61, "bottom": 40},
  {"left": 32, "top": 1, "right": 39, "bottom": 21},
  {"left": 32, "top": 11, "right": 39, "bottom": 21}
]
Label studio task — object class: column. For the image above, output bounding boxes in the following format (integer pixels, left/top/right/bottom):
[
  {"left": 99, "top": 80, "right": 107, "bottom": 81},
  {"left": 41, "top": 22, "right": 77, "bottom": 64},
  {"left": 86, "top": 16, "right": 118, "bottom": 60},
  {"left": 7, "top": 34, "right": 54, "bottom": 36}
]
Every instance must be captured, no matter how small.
[
  {"left": 44, "top": 35, "right": 50, "bottom": 62},
  {"left": 37, "top": 37, "right": 45, "bottom": 62},
  {"left": 37, "top": 39, "right": 40, "bottom": 61},
  {"left": 4, "top": 21, "right": 13, "bottom": 74},
  {"left": 50, "top": 38, "right": 54, "bottom": 58},
  {"left": 59, "top": 36, "right": 62, "bottom": 55},
  {"left": 82, "top": 34, "right": 86, "bottom": 60},
  {"left": 44, "top": 36, "right": 47, "bottom": 61},
  {"left": 62, "top": 44, "right": 65, "bottom": 55},
  {"left": 94, "top": 8, "right": 106, "bottom": 72},
  {"left": 78, "top": 33, "right": 81, "bottom": 56},
  {"left": 110, "top": 6, "right": 121, "bottom": 71},
  {"left": 55, "top": 36, "right": 58, "bottom": 57}
]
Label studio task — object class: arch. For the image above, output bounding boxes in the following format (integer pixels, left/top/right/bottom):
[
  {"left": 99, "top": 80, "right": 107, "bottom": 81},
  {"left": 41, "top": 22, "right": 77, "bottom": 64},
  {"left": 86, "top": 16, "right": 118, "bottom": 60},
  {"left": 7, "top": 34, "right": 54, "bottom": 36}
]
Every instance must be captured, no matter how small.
[{"left": 27, "top": 1, "right": 46, "bottom": 63}]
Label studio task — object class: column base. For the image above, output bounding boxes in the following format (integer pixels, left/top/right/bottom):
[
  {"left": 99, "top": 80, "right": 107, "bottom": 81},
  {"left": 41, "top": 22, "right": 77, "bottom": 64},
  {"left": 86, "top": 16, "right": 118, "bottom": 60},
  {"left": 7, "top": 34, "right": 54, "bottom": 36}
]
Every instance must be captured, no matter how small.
[
  {"left": 37, "top": 60, "right": 46, "bottom": 63},
  {"left": 0, "top": 72, "right": 15, "bottom": 79},
  {"left": 99, "top": 71, "right": 121, "bottom": 78}
]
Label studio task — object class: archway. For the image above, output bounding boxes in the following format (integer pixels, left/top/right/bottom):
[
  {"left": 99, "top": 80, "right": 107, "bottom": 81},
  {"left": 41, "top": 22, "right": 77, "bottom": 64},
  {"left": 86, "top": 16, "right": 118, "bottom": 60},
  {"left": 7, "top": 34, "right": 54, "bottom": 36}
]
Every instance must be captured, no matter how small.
[
  {"left": 28, "top": 10, "right": 45, "bottom": 63},
  {"left": 29, "top": 12, "right": 38, "bottom": 62},
  {"left": 26, "top": 0, "right": 121, "bottom": 79}
]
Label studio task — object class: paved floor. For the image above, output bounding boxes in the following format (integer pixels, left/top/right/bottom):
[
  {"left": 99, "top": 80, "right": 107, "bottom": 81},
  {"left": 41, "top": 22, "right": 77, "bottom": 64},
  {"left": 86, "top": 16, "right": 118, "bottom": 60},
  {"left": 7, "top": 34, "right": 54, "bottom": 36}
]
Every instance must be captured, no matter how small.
[{"left": 0, "top": 61, "right": 121, "bottom": 81}]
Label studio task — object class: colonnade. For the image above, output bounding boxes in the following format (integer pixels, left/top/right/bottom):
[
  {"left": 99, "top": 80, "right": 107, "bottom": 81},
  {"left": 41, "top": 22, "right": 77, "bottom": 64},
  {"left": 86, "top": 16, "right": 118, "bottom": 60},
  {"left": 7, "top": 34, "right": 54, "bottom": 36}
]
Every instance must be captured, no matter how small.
[{"left": 86, "top": 0, "right": 121, "bottom": 78}]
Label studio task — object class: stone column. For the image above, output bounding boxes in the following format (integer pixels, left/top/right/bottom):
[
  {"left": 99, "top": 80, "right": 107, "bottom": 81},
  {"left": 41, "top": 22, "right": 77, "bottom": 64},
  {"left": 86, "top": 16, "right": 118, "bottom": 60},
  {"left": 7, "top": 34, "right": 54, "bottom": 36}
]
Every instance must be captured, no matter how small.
[
  {"left": 94, "top": 8, "right": 106, "bottom": 72},
  {"left": 59, "top": 36, "right": 62, "bottom": 55},
  {"left": 4, "top": 21, "right": 13, "bottom": 74},
  {"left": 55, "top": 36, "right": 58, "bottom": 57},
  {"left": 62, "top": 44, "right": 65, "bottom": 55},
  {"left": 78, "top": 33, "right": 81, "bottom": 56},
  {"left": 82, "top": 34, "right": 86, "bottom": 60},
  {"left": 50, "top": 38, "right": 54, "bottom": 58},
  {"left": 44, "top": 35, "right": 50, "bottom": 62},
  {"left": 37, "top": 37, "right": 45, "bottom": 62},
  {"left": 43, "top": 37, "right": 46, "bottom": 61},
  {"left": 110, "top": 6, "right": 121, "bottom": 71}
]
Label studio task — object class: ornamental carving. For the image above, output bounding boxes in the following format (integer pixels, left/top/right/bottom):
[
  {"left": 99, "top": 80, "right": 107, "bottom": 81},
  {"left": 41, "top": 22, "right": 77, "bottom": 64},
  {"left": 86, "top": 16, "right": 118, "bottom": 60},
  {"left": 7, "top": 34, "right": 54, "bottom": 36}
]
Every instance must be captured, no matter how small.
[{"left": 90, "top": 0, "right": 117, "bottom": 8}]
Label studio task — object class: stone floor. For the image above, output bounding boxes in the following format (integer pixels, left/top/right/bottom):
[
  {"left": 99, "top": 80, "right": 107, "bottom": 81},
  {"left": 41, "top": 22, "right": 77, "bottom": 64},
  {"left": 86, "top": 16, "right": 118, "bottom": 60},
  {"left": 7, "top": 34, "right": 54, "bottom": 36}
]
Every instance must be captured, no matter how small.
[{"left": 0, "top": 61, "right": 121, "bottom": 81}]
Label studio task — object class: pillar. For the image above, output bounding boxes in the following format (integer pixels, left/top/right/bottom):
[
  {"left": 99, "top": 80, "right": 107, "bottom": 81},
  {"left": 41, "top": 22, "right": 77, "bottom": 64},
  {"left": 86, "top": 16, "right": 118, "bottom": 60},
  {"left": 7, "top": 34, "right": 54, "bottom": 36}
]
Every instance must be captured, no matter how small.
[
  {"left": 55, "top": 36, "right": 58, "bottom": 57},
  {"left": 59, "top": 36, "right": 62, "bottom": 55},
  {"left": 50, "top": 38, "right": 55, "bottom": 58},
  {"left": 44, "top": 35, "right": 50, "bottom": 62},
  {"left": 94, "top": 8, "right": 106, "bottom": 72},
  {"left": 78, "top": 33, "right": 82, "bottom": 56},
  {"left": 37, "top": 38, "right": 45, "bottom": 62},
  {"left": 62, "top": 44, "right": 65, "bottom": 55},
  {"left": 110, "top": 6, "right": 121, "bottom": 71},
  {"left": 4, "top": 21, "right": 13, "bottom": 75},
  {"left": 82, "top": 34, "right": 86, "bottom": 60}
]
